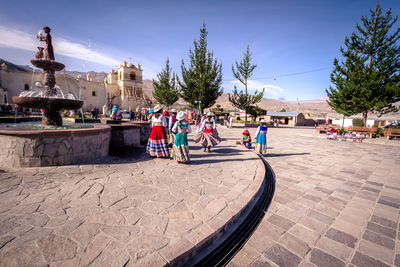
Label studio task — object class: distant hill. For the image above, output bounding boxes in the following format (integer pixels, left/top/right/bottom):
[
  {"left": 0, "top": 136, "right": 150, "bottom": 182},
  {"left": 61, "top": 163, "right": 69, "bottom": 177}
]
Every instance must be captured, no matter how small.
[
  {"left": 0, "top": 58, "right": 31, "bottom": 72},
  {"left": 210, "top": 93, "right": 334, "bottom": 116}
]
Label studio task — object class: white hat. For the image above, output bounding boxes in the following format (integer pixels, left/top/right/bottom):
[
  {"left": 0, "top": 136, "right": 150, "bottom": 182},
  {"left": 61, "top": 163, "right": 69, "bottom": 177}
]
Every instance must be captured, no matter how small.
[
  {"left": 170, "top": 108, "right": 177, "bottom": 113},
  {"left": 177, "top": 111, "right": 186, "bottom": 121},
  {"left": 260, "top": 119, "right": 266, "bottom": 123},
  {"left": 153, "top": 104, "right": 162, "bottom": 113},
  {"left": 206, "top": 112, "right": 215, "bottom": 117}
]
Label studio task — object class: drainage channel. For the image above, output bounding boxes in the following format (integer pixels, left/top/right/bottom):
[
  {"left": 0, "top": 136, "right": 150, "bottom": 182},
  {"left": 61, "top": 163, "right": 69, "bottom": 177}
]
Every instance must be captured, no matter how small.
[{"left": 173, "top": 156, "right": 276, "bottom": 267}]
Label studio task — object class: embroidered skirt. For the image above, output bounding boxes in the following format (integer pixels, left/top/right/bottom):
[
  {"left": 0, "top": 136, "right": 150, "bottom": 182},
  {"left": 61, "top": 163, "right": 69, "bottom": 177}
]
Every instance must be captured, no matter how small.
[
  {"left": 146, "top": 125, "right": 170, "bottom": 157},
  {"left": 255, "top": 132, "right": 267, "bottom": 154},
  {"left": 171, "top": 132, "right": 190, "bottom": 162},
  {"left": 194, "top": 129, "right": 221, "bottom": 147}
]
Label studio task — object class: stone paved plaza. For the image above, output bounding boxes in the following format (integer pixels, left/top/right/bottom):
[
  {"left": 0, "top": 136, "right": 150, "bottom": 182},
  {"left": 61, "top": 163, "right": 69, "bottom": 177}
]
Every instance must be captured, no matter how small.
[
  {"left": 0, "top": 125, "right": 399, "bottom": 266},
  {"left": 230, "top": 127, "right": 400, "bottom": 267},
  {"left": 0, "top": 126, "right": 263, "bottom": 266}
]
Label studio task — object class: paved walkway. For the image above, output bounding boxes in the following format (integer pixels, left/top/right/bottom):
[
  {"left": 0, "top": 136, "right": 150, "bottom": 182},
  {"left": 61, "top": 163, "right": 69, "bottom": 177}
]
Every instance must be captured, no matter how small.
[
  {"left": 230, "top": 127, "right": 400, "bottom": 267},
  {"left": 1, "top": 125, "right": 399, "bottom": 266},
  {"left": 0, "top": 126, "right": 264, "bottom": 266}
]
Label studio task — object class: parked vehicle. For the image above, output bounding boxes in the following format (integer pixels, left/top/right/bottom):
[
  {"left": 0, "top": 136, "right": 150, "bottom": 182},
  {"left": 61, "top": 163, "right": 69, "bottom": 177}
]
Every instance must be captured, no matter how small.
[
  {"left": 384, "top": 120, "right": 400, "bottom": 129},
  {"left": 121, "top": 110, "right": 130, "bottom": 119}
]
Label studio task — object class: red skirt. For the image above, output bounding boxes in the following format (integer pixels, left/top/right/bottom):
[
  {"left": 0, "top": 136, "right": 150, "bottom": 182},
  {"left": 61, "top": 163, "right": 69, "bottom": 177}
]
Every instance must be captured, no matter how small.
[
  {"left": 149, "top": 125, "right": 168, "bottom": 140},
  {"left": 146, "top": 126, "right": 169, "bottom": 157}
]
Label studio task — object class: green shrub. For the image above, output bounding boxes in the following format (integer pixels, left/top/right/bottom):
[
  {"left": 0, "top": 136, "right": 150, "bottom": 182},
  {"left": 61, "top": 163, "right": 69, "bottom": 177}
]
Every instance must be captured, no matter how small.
[
  {"left": 376, "top": 128, "right": 384, "bottom": 137},
  {"left": 372, "top": 124, "right": 385, "bottom": 137},
  {"left": 352, "top": 118, "right": 364, "bottom": 127}
]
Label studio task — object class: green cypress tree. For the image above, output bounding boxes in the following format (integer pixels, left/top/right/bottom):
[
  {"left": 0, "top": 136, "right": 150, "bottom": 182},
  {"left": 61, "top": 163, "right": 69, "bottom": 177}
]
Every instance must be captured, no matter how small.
[
  {"left": 326, "top": 3, "right": 400, "bottom": 126},
  {"left": 152, "top": 58, "right": 179, "bottom": 109},
  {"left": 229, "top": 45, "right": 265, "bottom": 123},
  {"left": 178, "top": 21, "right": 223, "bottom": 113}
]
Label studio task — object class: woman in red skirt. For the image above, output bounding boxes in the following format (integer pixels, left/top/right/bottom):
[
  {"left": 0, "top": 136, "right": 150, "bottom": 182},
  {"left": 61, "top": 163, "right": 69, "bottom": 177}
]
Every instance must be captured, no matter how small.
[
  {"left": 194, "top": 112, "right": 221, "bottom": 152},
  {"left": 146, "top": 105, "right": 170, "bottom": 157}
]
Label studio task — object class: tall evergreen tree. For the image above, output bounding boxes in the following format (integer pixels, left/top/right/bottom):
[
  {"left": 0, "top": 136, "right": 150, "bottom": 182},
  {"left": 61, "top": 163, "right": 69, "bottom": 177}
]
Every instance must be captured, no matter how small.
[
  {"left": 326, "top": 3, "right": 400, "bottom": 126},
  {"left": 152, "top": 58, "right": 179, "bottom": 109},
  {"left": 178, "top": 22, "right": 223, "bottom": 113},
  {"left": 229, "top": 45, "right": 264, "bottom": 122}
]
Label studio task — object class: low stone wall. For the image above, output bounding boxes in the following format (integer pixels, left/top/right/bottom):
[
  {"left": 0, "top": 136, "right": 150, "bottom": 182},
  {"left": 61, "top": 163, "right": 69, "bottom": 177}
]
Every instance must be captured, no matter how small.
[
  {"left": 109, "top": 124, "right": 141, "bottom": 154},
  {"left": 130, "top": 121, "right": 151, "bottom": 144},
  {"left": 0, "top": 125, "right": 111, "bottom": 167}
]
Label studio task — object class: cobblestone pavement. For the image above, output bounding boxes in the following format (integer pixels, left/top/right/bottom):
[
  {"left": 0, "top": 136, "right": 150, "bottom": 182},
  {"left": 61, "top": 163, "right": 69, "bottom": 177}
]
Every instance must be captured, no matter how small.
[
  {"left": 230, "top": 127, "right": 400, "bottom": 267},
  {"left": 0, "top": 125, "right": 264, "bottom": 266}
]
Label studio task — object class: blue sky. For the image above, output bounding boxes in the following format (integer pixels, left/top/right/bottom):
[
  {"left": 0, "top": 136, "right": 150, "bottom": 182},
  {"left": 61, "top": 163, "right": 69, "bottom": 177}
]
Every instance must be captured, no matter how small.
[{"left": 0, "top": 0, "right": 399, "bottom": 100}]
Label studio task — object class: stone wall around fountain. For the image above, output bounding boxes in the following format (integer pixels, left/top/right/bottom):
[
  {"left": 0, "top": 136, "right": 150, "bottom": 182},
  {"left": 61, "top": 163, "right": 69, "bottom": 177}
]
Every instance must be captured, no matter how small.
[{"left": 0, "top": 125, "right": 111, "bottom": 167}]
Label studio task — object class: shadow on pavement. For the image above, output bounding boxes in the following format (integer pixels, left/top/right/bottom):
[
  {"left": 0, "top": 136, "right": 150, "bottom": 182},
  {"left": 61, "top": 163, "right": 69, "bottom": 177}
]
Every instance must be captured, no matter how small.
[
  {"left": 79, "top": 147, "right": 153, "bottom": 166},
  {"left": 189, "top": 157, "right": 258, "bottom": 165},
  {"left": 265, "top": 152, "right": 310, "bottom": 157}
]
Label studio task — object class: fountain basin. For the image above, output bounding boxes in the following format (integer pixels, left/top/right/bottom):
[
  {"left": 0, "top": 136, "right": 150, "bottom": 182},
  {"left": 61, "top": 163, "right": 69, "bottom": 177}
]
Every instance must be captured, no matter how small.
[
  {"left": 12, "top": 96, "right": 83, "bottom": 110},
  {"left": 31, "top": 59, "right": 65, "bottom": 71},
  {"left": 0, "top": 124, "right": 111, "bottom": 167}
]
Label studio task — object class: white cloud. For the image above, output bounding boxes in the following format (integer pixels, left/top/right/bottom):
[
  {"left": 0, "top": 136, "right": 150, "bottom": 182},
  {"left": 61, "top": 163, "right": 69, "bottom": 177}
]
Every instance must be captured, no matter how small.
[
  {"left": 0, "top": 25, "right": 119, "bottom": 67},
  {"left": 231, "top": 80, "right": 284, "bottom": 98}
]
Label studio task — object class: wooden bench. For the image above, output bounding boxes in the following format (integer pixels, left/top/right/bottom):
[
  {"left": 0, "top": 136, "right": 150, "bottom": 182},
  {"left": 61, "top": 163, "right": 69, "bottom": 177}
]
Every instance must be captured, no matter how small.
[
  {"left": 347, "top": 126, "right": 377, "bottom": 138},
  {"left": 384, "top": 128, "right": 400, "bottom": 139}
]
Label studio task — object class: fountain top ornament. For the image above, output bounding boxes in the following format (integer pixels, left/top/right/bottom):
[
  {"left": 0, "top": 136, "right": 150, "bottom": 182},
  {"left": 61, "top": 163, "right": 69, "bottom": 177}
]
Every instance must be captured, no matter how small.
[{"left": 12, "top": 26, "right": 83, "bottom": 126}]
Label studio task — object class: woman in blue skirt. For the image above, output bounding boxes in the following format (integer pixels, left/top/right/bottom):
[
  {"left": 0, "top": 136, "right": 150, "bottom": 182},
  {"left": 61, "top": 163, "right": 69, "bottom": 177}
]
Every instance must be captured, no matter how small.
[
  {"left": 171, "top": 111, "right": 192, "bottom": 163},
  {"left": 255, "top": 119, "right": 268, "bottom": 154}
]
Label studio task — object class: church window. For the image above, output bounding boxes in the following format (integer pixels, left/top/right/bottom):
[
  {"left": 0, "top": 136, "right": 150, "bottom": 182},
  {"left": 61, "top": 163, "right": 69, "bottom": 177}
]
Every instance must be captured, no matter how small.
[
  {"left": 24, "top": 84, "right": 29, "bottom": 90},
  {"left": 92, "top": 91, "right": 96, "bottom": 96},
  {"left": 130, "top": 72, "right": 136, "bottom": 80}
]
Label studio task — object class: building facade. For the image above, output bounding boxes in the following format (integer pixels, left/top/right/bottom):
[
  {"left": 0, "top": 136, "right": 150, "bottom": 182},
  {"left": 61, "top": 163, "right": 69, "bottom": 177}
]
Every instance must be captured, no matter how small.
[
  {"left": 105, "top": 61, "right": 144, "bottom": 112},
  {"left": 0, "top": 60, "right": 144, "bottom": 113},
  {"left": 265, "top": 112, "right": 310, "bottom": 126}
]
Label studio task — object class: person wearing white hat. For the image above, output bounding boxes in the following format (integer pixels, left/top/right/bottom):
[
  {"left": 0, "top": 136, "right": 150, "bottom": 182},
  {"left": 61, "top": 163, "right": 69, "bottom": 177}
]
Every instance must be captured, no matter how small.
[
  {"left": 171, "top": 111, "right": 191, "bottom": 163},
  {"left": 255, "top": 119, "right": 268, "bottom": 154},
  {"left": 194, "top": 111, "right": 221, "bottom": 152},
  {"left": 146, "top": 105, "right": 169, "bottom": 158}
]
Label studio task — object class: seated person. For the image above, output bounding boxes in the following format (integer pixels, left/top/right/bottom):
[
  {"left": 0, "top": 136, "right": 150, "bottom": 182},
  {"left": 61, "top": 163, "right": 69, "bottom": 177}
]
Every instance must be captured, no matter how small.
[{"left": 241, "top": 129, "right": 252, "bottom": 148}]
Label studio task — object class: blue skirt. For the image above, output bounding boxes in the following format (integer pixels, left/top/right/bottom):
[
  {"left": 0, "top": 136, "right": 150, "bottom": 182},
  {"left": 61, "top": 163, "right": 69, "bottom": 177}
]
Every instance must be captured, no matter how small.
[{"left": 256, "top": 133, "right": 267, "bottom": 145}]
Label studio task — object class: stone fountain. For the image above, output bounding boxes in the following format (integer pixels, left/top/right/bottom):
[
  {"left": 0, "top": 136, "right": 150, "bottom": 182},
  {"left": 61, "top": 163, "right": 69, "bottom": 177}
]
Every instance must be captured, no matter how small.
[
  {"left": 0, "top": 27, "right": 110, "bottom": 167},
  {"left": 12, "top": 26, "right": 83, "bottom": 126}
]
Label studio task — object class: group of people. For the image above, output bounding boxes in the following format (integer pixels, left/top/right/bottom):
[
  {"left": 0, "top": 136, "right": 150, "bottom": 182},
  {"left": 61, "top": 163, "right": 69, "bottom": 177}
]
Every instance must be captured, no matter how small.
[
  {"left": 146, "top": 105, "right": 269, "bottom": 163},
  {"left": 110, "top": 105, "right": 123, "bottom": 120},
  {"left": 223, "top": 114, "right": 234, "bottom": 128},
  {"left": 146, "top": 106, "right": 222, "bottom": 163},
  {"left": 241, "top": 119, "right": 268, "bottom": 154}
]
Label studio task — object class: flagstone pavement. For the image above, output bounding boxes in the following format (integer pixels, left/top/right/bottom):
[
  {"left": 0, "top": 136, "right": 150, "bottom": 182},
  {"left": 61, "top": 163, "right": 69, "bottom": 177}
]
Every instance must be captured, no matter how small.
[
  {"left": 0, "top": 125, "right": 264, "bottom": 266},
  {"left": 0, "top": 125, "right": 399, "bottom": 267},
  {"left": 229, "top": 126, "right": 400, "bottom": 267}
]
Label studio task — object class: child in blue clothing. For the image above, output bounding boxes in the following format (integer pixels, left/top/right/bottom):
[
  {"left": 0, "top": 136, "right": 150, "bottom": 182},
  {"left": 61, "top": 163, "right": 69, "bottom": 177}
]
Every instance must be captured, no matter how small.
[{"left": 241, "top": 129, "right": 252, "bottom": 149}]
